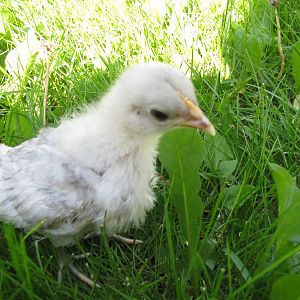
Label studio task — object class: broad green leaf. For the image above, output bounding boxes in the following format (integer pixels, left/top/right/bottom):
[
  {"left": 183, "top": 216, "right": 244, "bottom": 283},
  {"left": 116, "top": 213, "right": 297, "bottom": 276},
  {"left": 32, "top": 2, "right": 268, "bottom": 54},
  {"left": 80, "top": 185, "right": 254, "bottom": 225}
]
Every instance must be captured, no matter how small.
[
  {"left": 199, "top": 238, "right": 217, "bottom": 271},
  {"left": 205, "top": 134, "right": 233, "bottom": 167},
  {"left": 292, "top": 42, "right": 300, "bottom": 90},
  {"left": 269, "top": 163, "right": 300, "bottom": 216},
  {"left": 224, "top": 248, "right": 251, "bottom": 281},
  {"left": 250, "top": 0, "right": 273, "bottom": 42},
  {"left": 160, "top": 128, "right": 207, "bottom": 172},
  {"left": 275, "top": 201, "right": 300, "bottom": 274},
  {"left": 270, "top": 163, "right": 300, "bottom": 276},
  {"left": 244, "top": 33, "right": 263, "bottom": 71},
  {"left": 271, "top": 275, "right": 300, "bottom": 300},
  {"left": 217, "top": 159, "right": 237, "bottom": 177},
  {"left": 219, "top": 98, "right": 229, "bottom": 127},
  {"left": 293, "top": 94, "right": 300, "bottom": 110},
  {"left": 5, "top": 110, "right": 35, "bottom": 146},
  {"left": 246, "top": 0, "right": 272, "bottom": 70},
  {"left": 252, "top": 30, "right": 272, "bottom": 46},
  {"left": 159, "top": 128, "right": 207, "bottom": 290},
  {"left": 234, "top": 27, "right": 246, "bottom": 55},
  {"left": 159, "top": 128, "right": 206, "bottom": 248},
  {"left": 5, "top": 29, "right": 42, "bottom": 78},
  {"left": 205, "top": 133, "right": 236, "bottom": 177},
  {"left": 221, "top": 184, "right": 255, "bottom": 209},
  {"left": 231, "top": 0, "right": 272, "bottom": 75},
  {"left": 0, "top": 116, "right": 4, "bottom": 134}
]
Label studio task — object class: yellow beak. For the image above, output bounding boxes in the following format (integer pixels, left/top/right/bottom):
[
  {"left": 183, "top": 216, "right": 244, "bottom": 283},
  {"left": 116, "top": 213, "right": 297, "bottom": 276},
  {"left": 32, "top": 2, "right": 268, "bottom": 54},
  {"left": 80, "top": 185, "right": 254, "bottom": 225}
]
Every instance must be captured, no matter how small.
[{"left": 177, "top": 92, "right": 216, "bottom": 135}]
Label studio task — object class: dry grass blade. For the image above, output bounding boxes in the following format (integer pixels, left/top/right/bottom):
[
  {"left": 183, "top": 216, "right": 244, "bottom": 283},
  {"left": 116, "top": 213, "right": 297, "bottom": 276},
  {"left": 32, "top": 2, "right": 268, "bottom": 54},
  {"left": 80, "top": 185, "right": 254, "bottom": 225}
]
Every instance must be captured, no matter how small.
[{"left": 270, "top": 0, "right": 285, "bottom": 79}]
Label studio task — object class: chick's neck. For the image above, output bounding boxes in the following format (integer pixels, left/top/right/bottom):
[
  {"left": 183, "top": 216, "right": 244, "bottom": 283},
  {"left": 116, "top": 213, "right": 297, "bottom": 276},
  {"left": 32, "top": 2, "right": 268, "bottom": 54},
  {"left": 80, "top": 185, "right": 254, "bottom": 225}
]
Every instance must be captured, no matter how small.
[{"left": 50, "top": 104, "right": 161, "bottom": 173}]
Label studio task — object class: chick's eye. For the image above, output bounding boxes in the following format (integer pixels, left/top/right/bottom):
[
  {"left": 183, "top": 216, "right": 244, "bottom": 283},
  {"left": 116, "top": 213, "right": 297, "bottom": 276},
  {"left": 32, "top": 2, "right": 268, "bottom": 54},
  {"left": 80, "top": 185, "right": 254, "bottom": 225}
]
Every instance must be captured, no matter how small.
[{"left": 150, "top": 109, "right": 169, "bottom": 121}]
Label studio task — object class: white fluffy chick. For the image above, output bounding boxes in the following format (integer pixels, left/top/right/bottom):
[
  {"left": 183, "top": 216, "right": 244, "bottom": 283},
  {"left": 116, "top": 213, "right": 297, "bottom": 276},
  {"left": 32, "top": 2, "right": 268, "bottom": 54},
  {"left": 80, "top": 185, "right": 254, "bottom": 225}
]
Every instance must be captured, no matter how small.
[{"left": 0, "top": 62, "right": 215, "bottom": 286}]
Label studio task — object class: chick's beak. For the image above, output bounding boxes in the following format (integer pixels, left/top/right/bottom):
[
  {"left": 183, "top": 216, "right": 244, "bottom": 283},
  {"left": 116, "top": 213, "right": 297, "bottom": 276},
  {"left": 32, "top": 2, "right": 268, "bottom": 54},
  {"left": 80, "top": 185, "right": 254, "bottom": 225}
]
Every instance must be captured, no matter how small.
[{"left": 177, "top": 93, "right": 216, "bottom": 135}]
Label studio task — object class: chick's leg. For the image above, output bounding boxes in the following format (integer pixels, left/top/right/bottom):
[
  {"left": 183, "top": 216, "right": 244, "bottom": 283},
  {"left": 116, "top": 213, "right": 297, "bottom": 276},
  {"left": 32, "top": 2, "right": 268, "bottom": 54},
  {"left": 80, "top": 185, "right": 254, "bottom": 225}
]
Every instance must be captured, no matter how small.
[
  {"left": 112, "top": 234, "right": 143, "bottom": 245},
  {"left": 84, "top": 232, "right": 143, "bottom": 245},
  {"left": 57, "top": 247, "right": 99, "bottom": 288}
]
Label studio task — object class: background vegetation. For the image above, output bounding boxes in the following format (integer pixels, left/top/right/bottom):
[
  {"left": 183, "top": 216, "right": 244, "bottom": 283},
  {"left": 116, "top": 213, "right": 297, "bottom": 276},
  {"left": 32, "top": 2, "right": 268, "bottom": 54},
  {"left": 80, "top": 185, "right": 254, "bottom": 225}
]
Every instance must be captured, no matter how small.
[{"left": 0, "top": 0, "right": 300, "bottom": 298}]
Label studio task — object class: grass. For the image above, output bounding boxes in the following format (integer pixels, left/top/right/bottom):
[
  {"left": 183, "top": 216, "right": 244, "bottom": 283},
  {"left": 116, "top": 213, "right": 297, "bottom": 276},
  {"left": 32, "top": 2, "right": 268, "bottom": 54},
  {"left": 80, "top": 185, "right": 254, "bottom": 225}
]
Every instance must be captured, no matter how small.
[{"left": 1, "top": 0, "right": 300, "bottom": 298}]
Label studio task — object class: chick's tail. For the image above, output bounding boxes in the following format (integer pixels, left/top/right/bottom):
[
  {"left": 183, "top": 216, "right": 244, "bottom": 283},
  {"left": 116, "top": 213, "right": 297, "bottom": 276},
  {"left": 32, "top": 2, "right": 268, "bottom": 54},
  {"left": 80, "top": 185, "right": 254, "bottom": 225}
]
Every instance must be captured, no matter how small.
[{"left": 0, "top": 144, "right": 11, "bottom": 155}]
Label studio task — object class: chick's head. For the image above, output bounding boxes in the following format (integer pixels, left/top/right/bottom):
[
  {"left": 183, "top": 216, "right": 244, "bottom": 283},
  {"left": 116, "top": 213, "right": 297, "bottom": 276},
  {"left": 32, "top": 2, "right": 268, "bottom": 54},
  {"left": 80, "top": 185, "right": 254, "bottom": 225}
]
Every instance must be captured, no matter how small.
[{"left": 103, "top": 62, "right": 216, "bottom": 137}]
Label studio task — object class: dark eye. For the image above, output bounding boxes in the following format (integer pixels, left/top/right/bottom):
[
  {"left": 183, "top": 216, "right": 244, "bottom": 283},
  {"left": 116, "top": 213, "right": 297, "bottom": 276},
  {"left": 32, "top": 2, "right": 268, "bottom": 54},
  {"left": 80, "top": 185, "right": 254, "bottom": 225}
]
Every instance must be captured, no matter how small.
[{"left": 150, "top": 109, "right": 169, "bottom": 121}]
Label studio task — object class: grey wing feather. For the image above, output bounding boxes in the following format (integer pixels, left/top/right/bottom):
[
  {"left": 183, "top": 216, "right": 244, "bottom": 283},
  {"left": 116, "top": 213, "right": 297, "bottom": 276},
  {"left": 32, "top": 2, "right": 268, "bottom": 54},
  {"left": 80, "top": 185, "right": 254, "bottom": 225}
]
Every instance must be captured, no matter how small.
[
  {"left": 0, "top": 144, "right": 11, "bottom": 155},
  {"left": 0, "top": 137, "right": 102, "bottom": 246}
]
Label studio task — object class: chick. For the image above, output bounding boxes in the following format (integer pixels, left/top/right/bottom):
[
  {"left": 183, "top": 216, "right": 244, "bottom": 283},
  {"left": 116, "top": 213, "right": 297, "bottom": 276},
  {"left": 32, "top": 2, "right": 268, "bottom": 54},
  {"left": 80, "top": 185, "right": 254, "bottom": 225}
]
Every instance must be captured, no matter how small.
[{"left": 0, "top": 62, "right": 215, "bottom": 286}]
